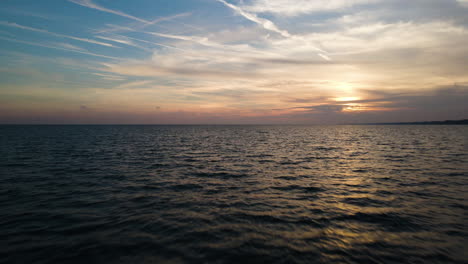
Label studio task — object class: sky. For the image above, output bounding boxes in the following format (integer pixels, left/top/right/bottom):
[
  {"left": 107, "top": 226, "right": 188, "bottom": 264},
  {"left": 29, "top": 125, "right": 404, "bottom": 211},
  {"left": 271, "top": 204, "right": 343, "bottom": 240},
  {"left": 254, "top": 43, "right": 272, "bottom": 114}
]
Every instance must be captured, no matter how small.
[{"left": 0, "top": 0, "right": 467, "bottom": 124}]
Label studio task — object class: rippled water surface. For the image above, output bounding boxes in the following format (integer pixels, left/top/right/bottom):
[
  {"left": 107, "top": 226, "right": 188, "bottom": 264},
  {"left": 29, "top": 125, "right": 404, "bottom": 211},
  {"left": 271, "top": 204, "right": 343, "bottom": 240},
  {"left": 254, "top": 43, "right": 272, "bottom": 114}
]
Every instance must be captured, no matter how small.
[{"left": 1, "top": 125, "right": 467, "bottom": 264}]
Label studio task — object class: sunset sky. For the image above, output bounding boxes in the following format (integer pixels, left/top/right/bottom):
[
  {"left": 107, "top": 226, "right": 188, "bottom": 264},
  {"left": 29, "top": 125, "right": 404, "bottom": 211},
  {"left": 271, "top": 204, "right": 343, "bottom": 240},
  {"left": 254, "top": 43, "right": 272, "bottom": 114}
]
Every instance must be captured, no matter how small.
[{"left": 0, "top": 0, "right": 467, "bottom": 124}]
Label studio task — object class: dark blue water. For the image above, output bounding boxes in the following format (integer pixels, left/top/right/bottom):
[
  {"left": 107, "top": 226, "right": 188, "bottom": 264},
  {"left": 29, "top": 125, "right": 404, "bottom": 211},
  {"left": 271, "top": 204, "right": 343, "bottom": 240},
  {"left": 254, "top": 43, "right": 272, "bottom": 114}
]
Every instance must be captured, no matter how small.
[{"left": 1, "top": 125, "right": 467, "bottom": 264}]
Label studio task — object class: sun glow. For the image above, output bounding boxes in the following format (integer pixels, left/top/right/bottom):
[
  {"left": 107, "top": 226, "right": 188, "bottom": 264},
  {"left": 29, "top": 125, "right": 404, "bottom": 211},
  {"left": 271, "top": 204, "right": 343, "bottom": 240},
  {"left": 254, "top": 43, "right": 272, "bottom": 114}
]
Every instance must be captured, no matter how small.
[{"left": 334, "top": 97, "right": 361, "bottom": 102}]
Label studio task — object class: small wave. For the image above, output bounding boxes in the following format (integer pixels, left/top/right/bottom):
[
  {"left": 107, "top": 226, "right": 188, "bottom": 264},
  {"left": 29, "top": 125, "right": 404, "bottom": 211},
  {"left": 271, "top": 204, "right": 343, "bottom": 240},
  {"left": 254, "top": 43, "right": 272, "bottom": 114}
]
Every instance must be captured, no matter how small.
[
  {"left": 275, "top": 176, "right": 299, "bottom": 181},
  {"left": 333, "top": 212, "right": 422, "bottom": 232},
  {"left": 191, "top": 172, "right": 248, "bottom": 179},
  {"left": 270, "top": 185, "right": 323, "bottom": 193},
  {"left": 168, "top": 184, "right": 204, "bottom": 191},
  {"left": 341, "top": 197, "right": 387, "bottom": 207}
]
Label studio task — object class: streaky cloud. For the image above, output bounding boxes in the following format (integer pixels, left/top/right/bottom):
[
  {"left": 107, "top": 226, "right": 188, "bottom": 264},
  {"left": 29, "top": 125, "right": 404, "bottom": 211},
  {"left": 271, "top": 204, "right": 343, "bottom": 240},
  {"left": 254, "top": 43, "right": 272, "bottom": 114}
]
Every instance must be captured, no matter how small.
[
  {"left": 100, "top": 61, "right": 261, "bottom": 79},
  {"left": 215, "top": 0, "right": 329, "bottom": 57},
  {"left": 93, "top": 73, "right": 127, "bottom": 81},
  {"left": 145, "top": 31, "right": 230, "bottom": 50},
  {"left": 145, "top": 30, "right": 281, "bottom": 57},
  {"left": 216, "top": 0, "right": 291, "bottom": 38},
  {"left": 318, "top": 53, "right": 332, "bottom": 61},
  {"left": 0, "top": 21, "right": 115, "bottom": 47},
  {"left": 254, "top": 58, "right": 340, "bottom": 65},
  {"left": 93, "top": 12, "right": 192, "bottom": 34},
  {"left": 95, "top": 35, "right": 152, "bottom": 52},
  {"left": 145, "top": 12, "right": 192, "bottom": 26},
  {"left": 241, "top": 0, "right": 381, "bottom": 17},
  {"left": 69, "top": 0, "right": 191, "bottom": 27},
  {"left": 114, "top": 80, "right": 154, "bottom": 89},
  {"left": 68, "top": 0, "right": 149, "bottom": 23},
  {"left": 122, "top": 35, "right": 187, "bottom": 51},
  {"left": 54, "top": 42, "right": 87, "bottom": 52},
  {"left": 0, "top": 36, "right": 119, "bottom": 59}
]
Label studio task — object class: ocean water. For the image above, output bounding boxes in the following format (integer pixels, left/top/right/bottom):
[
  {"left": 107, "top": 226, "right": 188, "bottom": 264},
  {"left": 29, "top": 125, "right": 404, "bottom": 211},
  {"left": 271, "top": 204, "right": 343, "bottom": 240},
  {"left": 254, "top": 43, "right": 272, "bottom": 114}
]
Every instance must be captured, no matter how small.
[{"left": 0, "top": 125, "right": 467, "bottom": 264}]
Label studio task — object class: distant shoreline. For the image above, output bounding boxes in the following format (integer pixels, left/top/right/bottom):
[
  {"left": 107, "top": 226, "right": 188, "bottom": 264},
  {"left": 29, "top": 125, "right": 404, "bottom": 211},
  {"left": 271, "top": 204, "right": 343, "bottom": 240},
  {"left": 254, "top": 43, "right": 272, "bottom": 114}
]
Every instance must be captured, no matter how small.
[{"left": 353, "top": 119, "right": 468, "bottom": 125}]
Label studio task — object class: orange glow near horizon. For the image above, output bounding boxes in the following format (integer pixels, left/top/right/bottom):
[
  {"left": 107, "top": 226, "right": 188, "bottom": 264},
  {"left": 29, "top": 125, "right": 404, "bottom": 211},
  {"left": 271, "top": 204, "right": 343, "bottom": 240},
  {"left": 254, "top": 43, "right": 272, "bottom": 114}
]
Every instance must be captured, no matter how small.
[{"left": 334, "top": 97, "right": 361, "bottom": 102}]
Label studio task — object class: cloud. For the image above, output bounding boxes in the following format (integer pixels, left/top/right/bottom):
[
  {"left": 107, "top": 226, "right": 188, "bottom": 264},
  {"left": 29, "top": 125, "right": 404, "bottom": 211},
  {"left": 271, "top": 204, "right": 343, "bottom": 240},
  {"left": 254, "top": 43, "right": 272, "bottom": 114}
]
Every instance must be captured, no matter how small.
[
  {"left": 95, "top": 35, "right": 151, "bottom": 51},
  {"left": 0, "top": 21, "right": 115, "bottom": 47},
  {"left": 92, "top": 73, "right": 127, "bottom": 81},
  {"left": 241, "top": 0, "right": 381, "bottom": 16},
  {"left": 122, "top": 35, "right": 185, "bottom": 51},
  {"left": 100, "top": 60, "right": 260, "bottom": 79},
  {"left": 0, "top": 36, "right": 118, "bottom": 59},
  {"left": 0, "top": 9, "right": 57, "bottom": 20},
  {"left": 145, "top": 12, "right": 192, "bottom": 26},
  {"left": 114, "top": 80, "right": 153, "bottom": 89},
  {"left": 251, "top": 85, "right": 467, "bottom": 124},
  {"left": 0, "top": 29, "right": 18, "bottom": 37},
  {"left": 456, "top": 0, "right": 468, "bottom": 7},
  {"left": 284, "top": 85, "right": 468, "bottom": 116},
  {"left": 93, "top": 12, "right": 192, "bottom": 35},
  {"left": 361, "top": 86, "right": 468, "bottom": 111},
  {"left": 216, "top": 0, "right": 328, "bottom": 58},
  {"left": 54, "top": 42, "right": 87, "bottom": 51},
  {"left": 92, "top": 18, "right": 468, "bottom": 95},
  {"left": 216, "top": 0, "right": 291, "bottom": 38},
  {"left": 254, "top": 58, "right": 339, "bottom": 65},
  {"left": 318, "top": 54, "right": 332, "bottom": 61},
  {"left": 301, "top": 104, "right": 345, "bottom": 113},
  {"left": 69, "top": 0, "right": 149, "bottom": 23},
  {"left": 69, "top": 0, "right": 191, "bottom": 29}
]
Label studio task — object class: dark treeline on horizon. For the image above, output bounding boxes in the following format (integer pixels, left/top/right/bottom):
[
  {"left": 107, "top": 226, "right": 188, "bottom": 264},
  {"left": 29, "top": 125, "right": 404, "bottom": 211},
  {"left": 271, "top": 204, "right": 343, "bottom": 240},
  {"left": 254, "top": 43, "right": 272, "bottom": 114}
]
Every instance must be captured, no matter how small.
[{"left": 356, "top": 119, "right": 468, "bottom": 125}]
